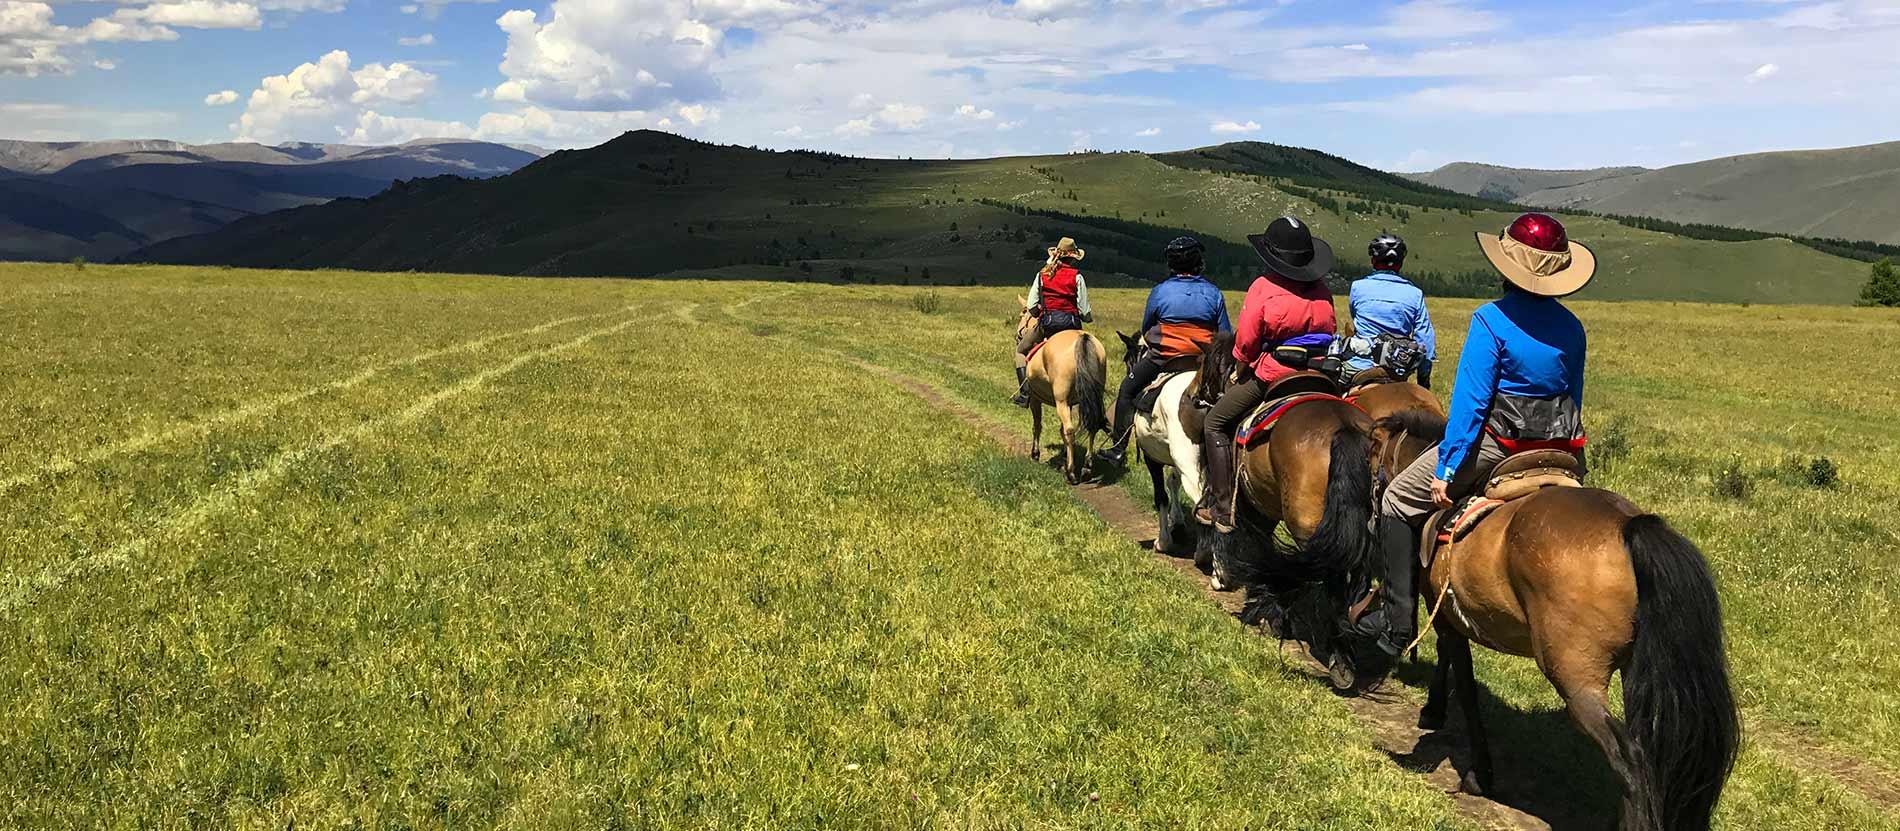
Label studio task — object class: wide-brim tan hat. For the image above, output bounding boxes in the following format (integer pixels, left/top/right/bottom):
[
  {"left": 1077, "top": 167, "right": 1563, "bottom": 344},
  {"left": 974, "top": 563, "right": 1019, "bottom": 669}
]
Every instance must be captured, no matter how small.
[
  {"left": 1047, "top": 237, "right": 1086, "bottom": 261},
  {"left": 1475, "top": 213, "right": 1596, "bottom": 297}
]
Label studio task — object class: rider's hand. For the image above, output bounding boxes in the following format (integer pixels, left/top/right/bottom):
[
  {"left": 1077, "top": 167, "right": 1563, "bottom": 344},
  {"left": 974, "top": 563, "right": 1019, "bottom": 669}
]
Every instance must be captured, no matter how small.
[{"left": 1430, "top": 478, "right": 1452, "bottom": 508}]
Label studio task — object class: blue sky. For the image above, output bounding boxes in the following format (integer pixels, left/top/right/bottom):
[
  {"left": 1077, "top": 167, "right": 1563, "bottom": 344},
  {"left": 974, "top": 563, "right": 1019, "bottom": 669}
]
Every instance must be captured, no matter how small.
[{"left": 4, "top": 0, "right": 1899, "bottom": 170}]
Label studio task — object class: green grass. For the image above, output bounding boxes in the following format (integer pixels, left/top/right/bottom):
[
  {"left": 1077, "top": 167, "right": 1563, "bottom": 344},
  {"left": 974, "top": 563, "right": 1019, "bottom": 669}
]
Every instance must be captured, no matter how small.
[{"left": 4, "top": 262, "right": 1898, "bottom": 827}]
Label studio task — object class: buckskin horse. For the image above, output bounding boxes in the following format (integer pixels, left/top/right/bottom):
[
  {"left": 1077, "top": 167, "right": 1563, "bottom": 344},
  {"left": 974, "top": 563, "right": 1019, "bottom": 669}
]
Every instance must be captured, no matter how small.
[
  {"left": 1016, "top": 300, "right": 1108, "bottom": 484},
  {"left": 1372, "top": 410, "right": 1739, "bottom": 831},
  {"left": 1114, "top": 332, "right": 1204, "bottom": 558}
]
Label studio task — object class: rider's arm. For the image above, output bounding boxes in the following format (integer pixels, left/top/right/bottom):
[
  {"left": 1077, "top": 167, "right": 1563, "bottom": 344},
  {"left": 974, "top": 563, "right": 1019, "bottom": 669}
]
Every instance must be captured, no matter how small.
[
  {"left": 1569, "top": 325, "right": 1586, "bottom": 408},
  {"left": 1076, "top": 273, "right": 1093, "bottom": 322},
  {"left": 1232, "top": 282, "right": 1269, "bottom": 365},
  {"left": 1026, "top": 273, "right": 1043, "bottom": 313},
  {"left": 1140, "top": 284, "right": 1163, "bottom": 334},
  {"left": 1436, "top": 311, "right": 1501, "bottom": 481},
  {"left": 1414, "top": 294, "right": 1438, "bottom": 383},
  {"left": 1216, "top": 291, "right": 1233, "bottom": 334}
]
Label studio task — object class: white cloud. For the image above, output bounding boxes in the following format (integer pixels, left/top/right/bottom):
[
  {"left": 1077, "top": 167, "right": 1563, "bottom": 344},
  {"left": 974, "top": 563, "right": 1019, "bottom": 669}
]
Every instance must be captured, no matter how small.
[
  {"left": 235, "top": 50, "right": 440, "bottom": 142},
  {"left": 954, "top": 103, "right": 994, "bottom": 120},
  {"left": 1210, "top": 119, "right": 1260, "bottom": 134},
  {"left": 492, "top": 3, "right": 721, "bottom": 112},
  {"left": 398, "top": 32, "right": 434, "bottom": 46},
  {"left": 92, "top": 58, "right": 114, "bottom": 69},
  {"left": 774, "top": 124, "right": 803, "bottom": 137},
  {"left": 0, "top": 101, "right": 177, "bottom": 140},
  {"left": 1341, "top": 42, "right": 1369, "bottom": 51},
  {"left": 204, "top": 88, "right": 237, "bottom": 105},
  {"left": 1747, "top": 62, "right": 1778, "bottom": 82},
  {"left": 1134, "top": 126, "right": 1160, "bottom": 137},
  {"left": 834, "top": 100, "right": 927, "bottom": 135}
]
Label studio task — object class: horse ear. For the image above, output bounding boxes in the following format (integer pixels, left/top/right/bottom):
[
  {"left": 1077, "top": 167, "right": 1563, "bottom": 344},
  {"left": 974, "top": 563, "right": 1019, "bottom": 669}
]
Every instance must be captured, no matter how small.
[{"left": 1118, "top": 330, "right": 1135, "bottom": 345}]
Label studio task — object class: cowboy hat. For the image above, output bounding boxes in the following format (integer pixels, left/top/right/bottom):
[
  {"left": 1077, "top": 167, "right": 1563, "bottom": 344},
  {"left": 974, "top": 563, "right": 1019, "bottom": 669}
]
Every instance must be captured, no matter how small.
[
  {"left": 1246, "top": 216, "right": 1334, "bottom": 283},
  {"left": 1047, "top": 237, "right": 1085, "bottom": 261},
  {"left": 1475, "top": 212, "right": 1596, "bottom": 297}
]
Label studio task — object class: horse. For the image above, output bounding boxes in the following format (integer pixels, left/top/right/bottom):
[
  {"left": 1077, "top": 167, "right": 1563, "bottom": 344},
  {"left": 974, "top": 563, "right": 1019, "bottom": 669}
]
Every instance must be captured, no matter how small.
[
  {"left": 1373, "top": 411, "right": 1739, "bottom": 831},
  {"left": 1016, "top": 301, "right": 1108, "bottom": 484},
  {"left": 1192, "top": 332, "right": 1391, "bottom": 681},
  {"left": 1346, "top": 374, "right": 1443, "bottom": 424},
  {"left": 1113, "top": 332, "right": 1203, "bottom": 558}
]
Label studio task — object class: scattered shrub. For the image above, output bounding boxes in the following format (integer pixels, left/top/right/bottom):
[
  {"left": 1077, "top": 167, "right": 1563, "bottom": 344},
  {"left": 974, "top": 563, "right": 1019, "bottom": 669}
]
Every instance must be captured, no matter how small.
[
  {"left": 70, "top": 257, "right": 86, "bottom": 271},
  {"left": 1587, "top": 415, "right": 1633, "bottom": 471},
  {"left": 1805, "top": 456, "right": 1840, "bottom": 488},
  {"left": 911, "top": 291, "right": 943, "bottom": 315},
  {"left": 1714, "top": 457, "right": 1751, "bottom": 500}
]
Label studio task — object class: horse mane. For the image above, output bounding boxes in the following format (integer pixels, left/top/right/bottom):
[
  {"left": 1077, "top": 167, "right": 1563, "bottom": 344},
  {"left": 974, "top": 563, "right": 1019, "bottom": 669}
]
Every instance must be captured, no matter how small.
[
  {"left": 1376, "top": 409, "right": 1446, "bottom": 444},
  {"left": 1195, "top": 330, "right": 1237, "bottom": 403}
]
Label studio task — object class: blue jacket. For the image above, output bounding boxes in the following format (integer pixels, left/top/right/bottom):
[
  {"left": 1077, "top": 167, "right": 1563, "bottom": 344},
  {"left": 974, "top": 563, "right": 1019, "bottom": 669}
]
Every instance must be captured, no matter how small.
[
  {"left": 1438, "top": 292, "right": 1587, "bottom": 480},
  {"left": 1140, "top": 274, "right": 1232, "bottom": 358},
  {"left": 1346, "top": 271, "right": 1435, "bottom": 374}
]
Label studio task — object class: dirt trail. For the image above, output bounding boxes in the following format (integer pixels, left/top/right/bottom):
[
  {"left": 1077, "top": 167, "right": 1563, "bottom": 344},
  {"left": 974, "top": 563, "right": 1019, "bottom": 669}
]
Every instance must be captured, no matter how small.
[{"left": 857, "top": 359, "right": 1557, "bottom": 830}]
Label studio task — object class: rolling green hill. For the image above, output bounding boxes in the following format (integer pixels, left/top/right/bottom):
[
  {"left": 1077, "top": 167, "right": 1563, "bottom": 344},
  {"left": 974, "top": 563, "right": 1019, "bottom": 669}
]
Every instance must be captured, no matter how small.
[
  {"left": 132, "top": 130, "right": 1875, "bottom": 304},
  {"left": 1405, "top": 162, "right": 1649, "bottom": 203},
  {"left": 1417, "top": 141, "right": 1900, "bottom": 246}
]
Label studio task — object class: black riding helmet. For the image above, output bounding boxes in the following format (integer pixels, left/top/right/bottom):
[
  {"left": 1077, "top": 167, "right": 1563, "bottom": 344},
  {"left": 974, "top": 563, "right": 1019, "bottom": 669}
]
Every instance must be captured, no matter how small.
[
  {"left": 1369, "top": 232, "right": 1407, "bottom": 269},
  {"left": 1165, "top": 235, "right": 1205, "bottom": 275}
]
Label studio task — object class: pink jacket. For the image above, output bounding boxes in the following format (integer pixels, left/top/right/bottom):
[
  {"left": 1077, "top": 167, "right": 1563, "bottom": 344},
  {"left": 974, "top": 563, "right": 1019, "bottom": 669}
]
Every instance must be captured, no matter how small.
[{"left": 1233, "top": 273, "right": 1336, "bottom": 384}]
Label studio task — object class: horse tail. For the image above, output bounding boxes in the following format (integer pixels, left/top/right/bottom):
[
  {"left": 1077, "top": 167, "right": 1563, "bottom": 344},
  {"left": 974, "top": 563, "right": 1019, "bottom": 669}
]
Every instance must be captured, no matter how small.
[
  {"left": 1072, "top": 333, "right": 1108, "bottom": 436},
  {"left": 1622, "top": 514, "right": 1739, "bottom": 831},
  {"left": 1295, "top": 425, "right": 1376, "bottom": 584}
]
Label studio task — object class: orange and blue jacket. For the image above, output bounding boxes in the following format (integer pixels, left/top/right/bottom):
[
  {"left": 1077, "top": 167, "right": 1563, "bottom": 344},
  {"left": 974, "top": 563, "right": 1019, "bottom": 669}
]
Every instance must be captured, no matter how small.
[{"left": 1141, "top": 274, "right": 1232, "bottom": 359}]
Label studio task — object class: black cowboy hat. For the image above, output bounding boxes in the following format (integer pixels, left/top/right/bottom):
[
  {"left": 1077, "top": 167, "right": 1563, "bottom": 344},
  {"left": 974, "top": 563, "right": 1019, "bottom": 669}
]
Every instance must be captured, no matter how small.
[{"left": 1247, "top": 216, "right": 1335, "bottom": 283}]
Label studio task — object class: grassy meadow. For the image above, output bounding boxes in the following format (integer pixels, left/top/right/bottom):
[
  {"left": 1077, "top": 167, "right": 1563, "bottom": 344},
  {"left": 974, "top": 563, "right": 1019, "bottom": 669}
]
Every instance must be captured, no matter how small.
[{"left": 3, "top": 261, "right": 1898, "bottom": 828}]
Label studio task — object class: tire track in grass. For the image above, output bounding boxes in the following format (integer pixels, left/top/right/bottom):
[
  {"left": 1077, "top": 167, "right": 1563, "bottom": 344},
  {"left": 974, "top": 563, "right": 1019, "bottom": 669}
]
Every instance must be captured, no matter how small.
[
  {"left": 0, "top": 305, "right": 635, "bottom": 497},
  {"left": 0, "top": 311, "right": 649, "bottom": 616}
]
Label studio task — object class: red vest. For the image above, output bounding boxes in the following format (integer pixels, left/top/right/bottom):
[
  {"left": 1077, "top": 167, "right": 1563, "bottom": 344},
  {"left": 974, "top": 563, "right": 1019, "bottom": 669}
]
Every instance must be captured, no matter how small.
[{"left": 1038, "top": 265, "right": 1081, "bottom": 315}]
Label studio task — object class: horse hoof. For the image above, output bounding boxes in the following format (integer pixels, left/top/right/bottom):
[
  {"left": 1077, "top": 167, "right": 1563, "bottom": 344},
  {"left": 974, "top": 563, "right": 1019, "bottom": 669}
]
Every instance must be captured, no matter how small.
[
  {"left": 1327, "top": 654, "right": 1357, "bottom": 691},
  {"left": 1458, "top": 769, "right": 1490, "bottom": 797},
  {"left": 1031, "top": 450, "right": 1042, "bottom": 462},
  {"left": 1417, "top": 710, "right": 1446, "bottom": 731}
]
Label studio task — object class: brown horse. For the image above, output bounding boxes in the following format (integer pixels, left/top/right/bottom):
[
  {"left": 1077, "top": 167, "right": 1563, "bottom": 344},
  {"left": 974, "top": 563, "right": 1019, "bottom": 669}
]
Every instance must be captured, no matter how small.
[
  {"left": 1348, "top": 376, "right": 1443, "bottom": 424},
  {"left": 1192, "top": 332, "right": 1392, "bottom": 680},
  {"left": 1374, "top": 412, "right": 1739, "bottom": 831},
  {"left": 1016, "top": 302, "right": 1108, "bottom": 484}
]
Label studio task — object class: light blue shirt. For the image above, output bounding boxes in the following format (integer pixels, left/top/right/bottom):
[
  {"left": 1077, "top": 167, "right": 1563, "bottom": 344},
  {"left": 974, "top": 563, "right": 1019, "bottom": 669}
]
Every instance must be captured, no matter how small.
[
  {"left": 1437, "top": 292, "right": 1587, "bottom": 480},
  {"left": 1346, "top": 270, "right": 1436, "bottom": 374}
]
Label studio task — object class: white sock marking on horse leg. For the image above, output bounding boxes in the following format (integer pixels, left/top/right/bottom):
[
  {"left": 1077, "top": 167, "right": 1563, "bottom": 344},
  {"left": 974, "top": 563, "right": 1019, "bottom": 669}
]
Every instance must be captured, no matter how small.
[
  {"left": 0, "top": 314, "right": 642, "bottom": 616},
  {"left": 0, "top": 305, "right": 635, "bottom": 496}
]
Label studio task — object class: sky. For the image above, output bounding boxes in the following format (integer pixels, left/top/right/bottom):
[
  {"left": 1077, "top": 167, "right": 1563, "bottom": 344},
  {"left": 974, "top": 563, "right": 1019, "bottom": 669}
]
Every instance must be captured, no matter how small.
[{"left": 3, "top": 0, "right": 1899, "bottom": 170}]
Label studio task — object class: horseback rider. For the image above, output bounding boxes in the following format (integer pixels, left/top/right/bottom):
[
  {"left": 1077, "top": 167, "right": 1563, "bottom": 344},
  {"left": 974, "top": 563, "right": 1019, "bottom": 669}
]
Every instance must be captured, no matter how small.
[
  {"left": 1199, "top": 216, "right": 1338, "bottom": 532},
  {"left": 1013, "top": 237, "right": 1094, "bottom": 407},
  {"left": 1370, "top": 212, "right": 1595, "bottom": 656},
  {"left": 1096, "top": 236, "right": 1231, "bottom": 467},
  {"left": 1343, "top": 232, "right": 1437, "bottom": 388}
]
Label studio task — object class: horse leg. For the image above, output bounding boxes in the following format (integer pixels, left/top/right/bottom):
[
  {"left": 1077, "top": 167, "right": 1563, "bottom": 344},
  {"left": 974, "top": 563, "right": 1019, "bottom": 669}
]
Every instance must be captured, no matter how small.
[
  {"left": 1543, "top": 652, "right": 1641, "bottom": 827},
  {"left": 1056, "top": 400, "right": 1079, "bottom": 484},
  {"left": 1441, "top": 631, "right": 1495, "bottom": 795},
  {"left": 1419, "top": 638, "right": 1452, "bottom": 730},
  {"left": 1147, "top": 458, "right": 1175, "bottom": 553},
  {"left": 1030, "top": 401, "right": 1043, "bottom": 462}
]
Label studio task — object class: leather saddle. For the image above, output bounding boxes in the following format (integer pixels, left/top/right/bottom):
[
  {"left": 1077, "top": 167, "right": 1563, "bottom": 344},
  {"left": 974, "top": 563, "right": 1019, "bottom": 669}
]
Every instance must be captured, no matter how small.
[
  {"left": 1133, "top": 356, "right": 1202, "bottom": 413},
  {"left": 1345, "top": 367, "right": 1396, "bottom": 397},
  {"left": 1419, "top": 449, "right": 1584, "bottom": 569}
]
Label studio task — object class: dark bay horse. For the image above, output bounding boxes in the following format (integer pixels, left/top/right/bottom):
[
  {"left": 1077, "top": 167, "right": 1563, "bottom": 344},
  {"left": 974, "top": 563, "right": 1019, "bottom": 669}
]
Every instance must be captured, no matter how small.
[
  {"left": 1375, "top": 412, "right": 1739, "bottom": 831},
  {"left": 1192, "top": 333, "right": 1391, "bottom": 677}
]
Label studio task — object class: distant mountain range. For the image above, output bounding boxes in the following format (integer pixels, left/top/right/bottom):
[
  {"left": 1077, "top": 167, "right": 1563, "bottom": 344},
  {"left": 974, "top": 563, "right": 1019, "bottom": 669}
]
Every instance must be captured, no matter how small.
[
  {"left": 128, "top": 131, "right": 1877, "bottom": 304},
  {"left": 0, "top": 138, "right": 546, "bottom": 262},
  {"left": 1408, "top": 141, "right": 1900, "bottom": 245}
]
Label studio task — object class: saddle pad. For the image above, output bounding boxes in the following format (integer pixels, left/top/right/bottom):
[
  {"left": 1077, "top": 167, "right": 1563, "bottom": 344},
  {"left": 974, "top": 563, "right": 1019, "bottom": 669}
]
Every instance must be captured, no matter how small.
[
  {"left": 1134, "top": 370, "right": 1193, "bottom": 413},
  {"left": 1235, "top": 392, "right": 1347, "bottom": 448},
  {"left": 1025, "top": 339, "right": 1049, "bottom": 362},
  {"left": 1438, "top": 497, "right": 1505, "bottom": 546}
]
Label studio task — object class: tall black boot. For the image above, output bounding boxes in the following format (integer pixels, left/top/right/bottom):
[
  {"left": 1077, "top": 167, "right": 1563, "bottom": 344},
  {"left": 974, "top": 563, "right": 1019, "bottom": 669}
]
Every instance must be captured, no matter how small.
[
  {"left": 1197, "top": 432, "right": 1236, "bottom": 533},
  {"left": 1011, "top": 366, "right": 1030, "bottom": 408},
  {"left": 1374, "top": 516, "right": 1418, "bottom": 656},
  {"left": 1097, "top": 379, "right": 1138, "bottom": 467}
]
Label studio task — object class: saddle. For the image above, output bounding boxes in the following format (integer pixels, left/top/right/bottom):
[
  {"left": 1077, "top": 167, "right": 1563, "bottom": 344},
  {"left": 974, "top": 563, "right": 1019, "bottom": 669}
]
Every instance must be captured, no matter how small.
[
  {"left": 1132, "top": 357, "right": 1202, "bottom": 413},
  {"left": 1418, "top": 449, "right": 1584, "bottom": 570},
  {"left": 1344, "top": 367, "right": 1396, "bottom": 397}
]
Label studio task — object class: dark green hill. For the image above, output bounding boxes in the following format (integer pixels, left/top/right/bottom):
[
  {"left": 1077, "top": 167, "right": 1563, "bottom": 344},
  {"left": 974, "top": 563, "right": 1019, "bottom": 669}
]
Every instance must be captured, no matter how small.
[{"left": 131, "top": 131, "right": 1876, "bottom": 304}]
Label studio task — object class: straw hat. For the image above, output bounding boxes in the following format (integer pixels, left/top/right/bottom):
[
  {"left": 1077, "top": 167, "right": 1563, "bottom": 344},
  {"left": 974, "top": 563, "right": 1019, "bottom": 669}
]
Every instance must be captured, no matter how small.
[
  {"left": 1047, "top": 237, "right": 1086, "bottom": 262},
  {"left": 1475, "top": 213, "right": 1596, "bottom": 297}
]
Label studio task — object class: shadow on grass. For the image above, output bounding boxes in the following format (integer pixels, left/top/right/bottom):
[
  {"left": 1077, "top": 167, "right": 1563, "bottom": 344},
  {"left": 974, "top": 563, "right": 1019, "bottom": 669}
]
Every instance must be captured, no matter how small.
[{"left": 1373, "top": 661, "right": 1622, "bottom": 831}]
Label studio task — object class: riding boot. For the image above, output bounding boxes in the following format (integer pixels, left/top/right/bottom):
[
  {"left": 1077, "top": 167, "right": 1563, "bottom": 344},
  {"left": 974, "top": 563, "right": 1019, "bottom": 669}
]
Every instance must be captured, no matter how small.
[
  {"left": 1374, "top": 516, "right": 1419, "bottom": 656},
  {"left": 1011, "top": 367, "right": 1030, "bottom": 408},
  {"left": 1097, "top": 390, "right": 1134, "bottom": 467},
  {"left": 1196, "top": 432, "right": 1237, "bottom": 533}
]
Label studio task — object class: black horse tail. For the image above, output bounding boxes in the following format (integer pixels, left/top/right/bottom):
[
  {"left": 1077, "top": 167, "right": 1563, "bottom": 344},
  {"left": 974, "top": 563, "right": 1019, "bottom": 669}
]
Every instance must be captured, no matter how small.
[
  {"left": 1072, "top": 333, "right": 1108, "bottom": 436},
  {"left": 1622, "top": 514, "right": 1740, "bottom": 831},
  {"left": 1294, "top": 426, "right": 1377, "bottom": 586}
]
